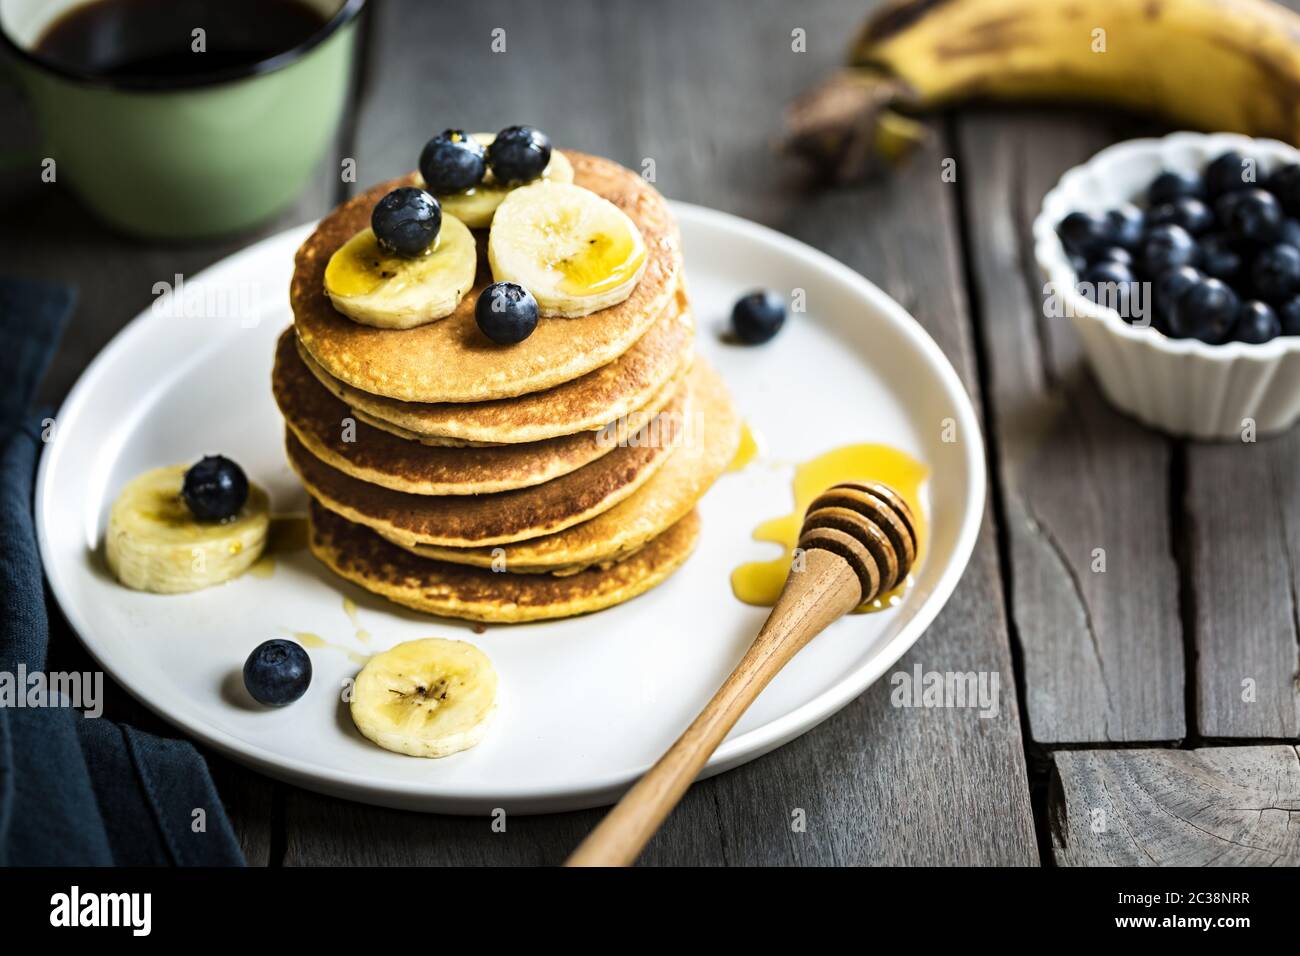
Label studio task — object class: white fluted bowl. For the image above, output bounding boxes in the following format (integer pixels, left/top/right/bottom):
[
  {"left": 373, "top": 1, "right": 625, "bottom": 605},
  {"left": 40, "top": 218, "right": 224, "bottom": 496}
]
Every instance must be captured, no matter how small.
[{"left": 1034, "top": 132, "right": 1300, "bottom": 440}]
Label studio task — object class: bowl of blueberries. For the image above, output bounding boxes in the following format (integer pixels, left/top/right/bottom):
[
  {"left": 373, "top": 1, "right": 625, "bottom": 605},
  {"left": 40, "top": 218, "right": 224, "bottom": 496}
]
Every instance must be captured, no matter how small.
[{"left": 1034, "top": 132, "right": 1300, "bottom": 439}]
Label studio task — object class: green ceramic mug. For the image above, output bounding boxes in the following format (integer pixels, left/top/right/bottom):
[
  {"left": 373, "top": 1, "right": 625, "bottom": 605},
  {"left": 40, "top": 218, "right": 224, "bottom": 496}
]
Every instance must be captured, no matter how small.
[{"left": 0, "top": 0, "right": 365, "bottom": 239}]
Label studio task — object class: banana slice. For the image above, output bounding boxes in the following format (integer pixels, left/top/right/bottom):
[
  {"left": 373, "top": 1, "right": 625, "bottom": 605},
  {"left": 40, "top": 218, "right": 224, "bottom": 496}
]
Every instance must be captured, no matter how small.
[
  {"left": 350, "top": 638, "right": 498, "bottom": 758},
  {"left": 488, "top": 181, "right": 647, "bottom": 317},
  {"left": 430, "top": 132, "right": 574, "bottom": 229},
  {"left": 324, "top": 214, "right": 476, "bottom": 329},
  {"left": 105, "top": 465, "right": 270, "bottom": 594}
]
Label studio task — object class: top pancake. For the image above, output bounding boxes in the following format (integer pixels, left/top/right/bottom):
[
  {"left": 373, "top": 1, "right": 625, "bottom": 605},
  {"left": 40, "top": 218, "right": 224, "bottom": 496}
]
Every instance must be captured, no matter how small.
[{"left": 292, "top": 151, "right": 683, "bottom": 403}]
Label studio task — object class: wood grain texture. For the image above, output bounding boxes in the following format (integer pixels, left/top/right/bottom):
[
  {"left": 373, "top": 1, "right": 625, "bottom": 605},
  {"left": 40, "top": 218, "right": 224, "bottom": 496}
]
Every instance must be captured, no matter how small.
[
  {"left": 955, "top": 111, "right": 1185, "bottom": 744},
  {"left": 1050, "top": 746, "right": 1300, "bottom": 866}
]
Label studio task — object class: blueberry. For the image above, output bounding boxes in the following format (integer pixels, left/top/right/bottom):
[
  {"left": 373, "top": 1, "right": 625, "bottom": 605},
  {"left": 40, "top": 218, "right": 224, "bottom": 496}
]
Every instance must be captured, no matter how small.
[
  {"left": 730, "top": 290, "right": 787, "bottom": 344},
  {"left": 1148, "top": 169, "right": 1203, "bottom": 206},
  {"left": 1205, "top": 150, "right": 1252, "bottom": 198},
  {"left": 1250, "top": 243, "right": 1300, "bottom": 301},
  {"left": 1147, "top": 197, "right": 1213, "bottom": 236},
  {"left": 475, "top": 281, "right": 539, "bottom": 344},
  {"left": 1266, "top": 162, "right": 1300, "bottom": 214},
  {"left": 371, "top": 186, "right": 441, "bottom": 257},
  {"left": 1232, "top": 300, "right": 1281, "bottom": 344},
  {"left": 1154, "top": 265, "right": 1202, "bottom": 329},
  {"left": 1167, "top": 277, "right": 1239, "bottom": 343},
  {"left": 243, "top": 640, "right": 311, "bottom": 707},
  {"left": 486, "top": 126, "right": 552, "bottom": 185},
  {"left": 181, "top": 455, "right": 248, "bottom": 521},
  {"left": 1196, "top": 233, "right": 1242, "bottom": 281},
  {"left": 1140, "top": 224, "right": 1198, "bottom": 276},
  {"left": 1057, "top": 211, "right": 1109, "bottom": 257},
  {"left": 1281, "top": 218, "right": 1300, "bottom": 248},
  {"left": 1221, "top": 188, "right": 1282, "bottom": 244},
  {"left": 1089, "top": 245, "right": 1133, "bottom": 268},
  {"left": 1278, "top": 296, "right": 1300, "bottom": 335},
  {"left": 419, "top": 129, "right": 486, "bottom": 194},
  {"left": 1101, "top": 204, "right": 1145, "bottom": 250}
]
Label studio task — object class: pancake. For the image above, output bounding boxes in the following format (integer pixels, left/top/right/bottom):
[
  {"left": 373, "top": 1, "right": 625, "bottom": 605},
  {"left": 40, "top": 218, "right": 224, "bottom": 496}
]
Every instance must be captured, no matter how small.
[
  {"left": 292, "top": 151, "right": 683, "bottom": 403},
  {"left": 308, "top": 501, "right": 700, "bottom": 623},
  {"left": 296, "top": 281, "right": 696, "bottom": 446},
  {"left": 387, "top": 359, "right": 739, "bottom": 574},
  {"left": 273, "top": 327, "right": 683, "bottom": 495},
  {"left": 287, "top": 383, "right": 688, "bottom": 547}
]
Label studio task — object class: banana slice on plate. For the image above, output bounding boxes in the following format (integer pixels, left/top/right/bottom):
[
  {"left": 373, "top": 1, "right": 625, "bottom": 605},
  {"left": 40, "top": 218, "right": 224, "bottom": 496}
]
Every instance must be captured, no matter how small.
[
  {"left": 430, "top": 132, "right": 574, "bottom": 229},
  {"left": 350, "top": 638, "right": 498, "bottom": 758},
  {"left": 488, "top": 181, "right": 647, "bottom": 317},
  {"left": 324, "top": 215, "right": 476, "bottom": 329},
  {"left": 105, "top": 465, "right": 270, "bottom": 594}
]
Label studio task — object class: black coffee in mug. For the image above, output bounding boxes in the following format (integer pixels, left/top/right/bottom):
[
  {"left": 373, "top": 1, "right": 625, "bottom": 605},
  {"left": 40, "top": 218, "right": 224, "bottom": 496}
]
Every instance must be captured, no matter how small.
[{"left": 34, "top": 0, "right": 328, "bottom": 81}]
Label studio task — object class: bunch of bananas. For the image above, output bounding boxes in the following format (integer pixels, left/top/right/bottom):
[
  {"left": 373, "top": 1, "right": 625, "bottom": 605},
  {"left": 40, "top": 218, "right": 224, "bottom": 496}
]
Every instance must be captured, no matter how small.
[{"left": 786, "top": 0, "right": 1300, "bottom": 181}]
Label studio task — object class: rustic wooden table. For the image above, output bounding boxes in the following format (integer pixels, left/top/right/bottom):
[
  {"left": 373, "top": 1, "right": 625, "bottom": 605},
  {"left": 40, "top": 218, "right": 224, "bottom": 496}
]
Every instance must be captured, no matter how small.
[{"left": 7, "top": 0, "right": 1299, "bottom": 866}]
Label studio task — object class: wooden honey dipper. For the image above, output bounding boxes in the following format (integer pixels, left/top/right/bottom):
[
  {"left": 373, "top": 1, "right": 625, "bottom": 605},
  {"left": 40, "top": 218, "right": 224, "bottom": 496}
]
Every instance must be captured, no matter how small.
[{"left": 566, "top": 481, "right": 918, "bottom": 866}]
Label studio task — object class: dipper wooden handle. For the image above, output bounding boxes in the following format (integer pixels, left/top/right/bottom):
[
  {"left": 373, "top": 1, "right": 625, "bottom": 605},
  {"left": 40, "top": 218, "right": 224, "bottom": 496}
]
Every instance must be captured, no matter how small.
[{"left": 565, "top": 481, "right": 917, "bottom": 867}]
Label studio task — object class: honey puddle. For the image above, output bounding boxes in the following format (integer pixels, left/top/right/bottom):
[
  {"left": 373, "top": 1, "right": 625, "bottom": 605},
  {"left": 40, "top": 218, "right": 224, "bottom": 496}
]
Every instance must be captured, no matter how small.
[
  {"left": 249, "top": 514, "right": 309, "bottom": 579},
  {"left": 728, "top": 422, "right": 761, "bottom": 472},
  {"left": 730, "top": 443, "right": 928, "bottom": 612},
  {"left": 292, "top": 631, "right": 368, "bottom": 666},
  {"left": 342, "top": 597, "right": 372, "bottom": 644}
]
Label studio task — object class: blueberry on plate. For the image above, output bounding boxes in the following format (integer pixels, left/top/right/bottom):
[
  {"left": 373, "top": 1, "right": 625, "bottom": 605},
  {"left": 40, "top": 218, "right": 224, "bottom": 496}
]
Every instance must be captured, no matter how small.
[
  {"left": 1196, "top": 233, "right": 1242, "bottom": 281},
  {"left": 1167, "top": 277, "right": 1239, "bottom": 343},
  {"left": 1221, "top": 188, "right": 1282, "bottom": 244},
  {"left": 1057, "top": 211, "right": 1109, "bottom": 258},
  {"left": 181, "top": 455, "right": 249, "bottom": 521},
  {"left": 1232, "top": 300, "right": 1282, "bottom": 344},
  {"left": 1278, "top": 295, "right": 1300, "bottom": 335},
  {"left": 1101, "top": 204, "right": 1144, "bottom": 250},
  {"left": 1147, "top": 197, "right": 1214, "bottom": 236},
  {"left": 1204, "top": 150, "right": 1252, "bottom": 198},
  {"left": 243, "top": 640, "right": 312, "bottom": 707},
  {"left": 419, "top": 129, "right": 486, "bottom": 194},
  {"left": 1266, "top": 162, "right": 1300, "bottom": 215},
  {"left": 1249, "top": 243, "right": 1300, "bottom": 301},
  {"left": 1140, "top": 223, "right": 1198, "bottom": 276},
  {"left": 371, "top": 186, "right": 441, "bottom": 257},
  {"left": 475, "top": 281, "right": 539, "bottom": 344},
  {"left": 730, "top": 290, "right": 787, "bottom": 344},
  {"left": 486, "top": 126, "right": 552, "bottom": 185},
  {"left": 1148, "top": 169, "right": 1203, "bottom": 206}
]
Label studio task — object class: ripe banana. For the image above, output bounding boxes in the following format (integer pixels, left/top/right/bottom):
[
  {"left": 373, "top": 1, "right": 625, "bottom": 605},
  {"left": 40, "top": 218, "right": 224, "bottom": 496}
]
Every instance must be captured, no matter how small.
[
  {"left": 105, "top": 465, "right": 270, "bottom": 594},
  {"left": 324, "top": 215, "right": 476, "bottom": 329},
  {"left": 350, "top": 638, "right": 498, "bottom": 758},
  {"left": 430, "top": 132, "right": 575, "bottom": 228},
  {"left": 787, "top": 0, "right": 1300, "bottom": 182},
  {"left": 488, "top": 181, "right": 647, "bottom": 317}
]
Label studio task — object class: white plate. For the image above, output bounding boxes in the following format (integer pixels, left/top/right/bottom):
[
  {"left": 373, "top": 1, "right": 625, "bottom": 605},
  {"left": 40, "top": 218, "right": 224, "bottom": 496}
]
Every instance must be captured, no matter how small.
[{"left": 37, "top": 203, "right": 985, "bottom": 814}]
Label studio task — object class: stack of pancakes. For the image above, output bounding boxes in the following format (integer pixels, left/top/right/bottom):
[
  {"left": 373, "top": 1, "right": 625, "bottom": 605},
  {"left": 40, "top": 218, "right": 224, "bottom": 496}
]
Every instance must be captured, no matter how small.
[{"left": 274, "top": 150, "right": 740, "bottom": 622}]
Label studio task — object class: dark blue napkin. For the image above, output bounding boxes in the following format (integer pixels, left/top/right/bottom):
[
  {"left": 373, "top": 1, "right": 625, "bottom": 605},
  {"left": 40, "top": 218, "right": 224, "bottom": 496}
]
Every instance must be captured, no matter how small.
[{"left": 0, "top": 277, "right": 245, "bottom": 866}]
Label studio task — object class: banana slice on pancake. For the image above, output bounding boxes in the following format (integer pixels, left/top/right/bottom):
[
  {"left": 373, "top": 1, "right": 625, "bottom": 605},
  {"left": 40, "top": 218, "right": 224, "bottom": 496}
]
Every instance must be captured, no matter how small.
[
  {"left": 429, "top": 132, "right": 574, "bottom": 228},
  {"left": 323, "top": 216, "right": 476, "bottom": 329},
  {"left": 350, "top": 638, "right": 497, "bottom": 758},
  {"left": 488, "top": 181, "right": 646, "bottom": 317}
]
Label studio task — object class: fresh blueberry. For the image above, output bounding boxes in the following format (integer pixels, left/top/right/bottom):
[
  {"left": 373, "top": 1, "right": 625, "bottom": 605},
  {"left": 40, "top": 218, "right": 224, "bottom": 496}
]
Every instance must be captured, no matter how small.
[
  {"left": 1232, "top": 300, "right": 1281, "bottom": 344},
  {"left": 419, "top": 129, "right": 486, "bottom": 194},
  {"left": 371, "top": 186, "right": 441, "bottom": 257},
  {"left": 486, "top": 126, "right": 552, "bottom": 185},
  {"left": 1057, "top": 211, "right": 1109, "bottom": 257},
  {"left": 1090, "top": 245, "right": 1133, "bottom": 268},
  {"left": 1221, "top": 188, "right": 1282, "bottom": 244},
  {"left": 1147, "top": 197, "right": 1213, "bottom": 236},
  {"left": 1140, "top": 224, "right": 1198, "bottom": 276},
  {"left": 181, "top": 455, "right": 248, "bottom": 521},
  {"left": 1278, "top": 295, "right": 1300, "bottom": 335},
  {"left": 1148, "top": 169, "right": 1203, "bottom": 206},
  {"left": 243, "top": 640, "right": 312, "bottom": 707},
  {"left": 1280, "top": 218, "right": 1300, "bottom": 248},
  {"left": 1196, "top": 233, "right": 1242, "bottom": 281},
  {"left": 1167, "top": 277, "right": 1239, "bottom": 343},
  {"left": 1154, "top": 265, "right": 1202, "bottom": 328},
  {"left": 730, "top": 290, "right": 787, "bottom": 344},
  {"left": 475, "top": 281, "right": 539, "bottom": 344},
  {"left": 1101, "top": 204, "right": 1145, "bottom": 250},
  {"left": 1204, "top": 150, "right": 1252, "bottom": 198},
  {"left": 1250, "top": 243, "right": 1300, "bottom": 301},
  {"left": 1266, "top": 162, "right": 1300, "bottom": 215}
]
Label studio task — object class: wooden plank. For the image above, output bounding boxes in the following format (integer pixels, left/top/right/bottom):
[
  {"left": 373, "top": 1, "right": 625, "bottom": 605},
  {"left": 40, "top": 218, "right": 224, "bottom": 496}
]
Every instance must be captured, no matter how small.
[
  {"left": 285, "top": 0, "right": 1037, "bottom": 865},
  {"left": 956, "top": 111, "right": 1185, "bottom": 744},
  {"left": 1051, "top": 746, "right": 1300, "bottom": 866}
]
